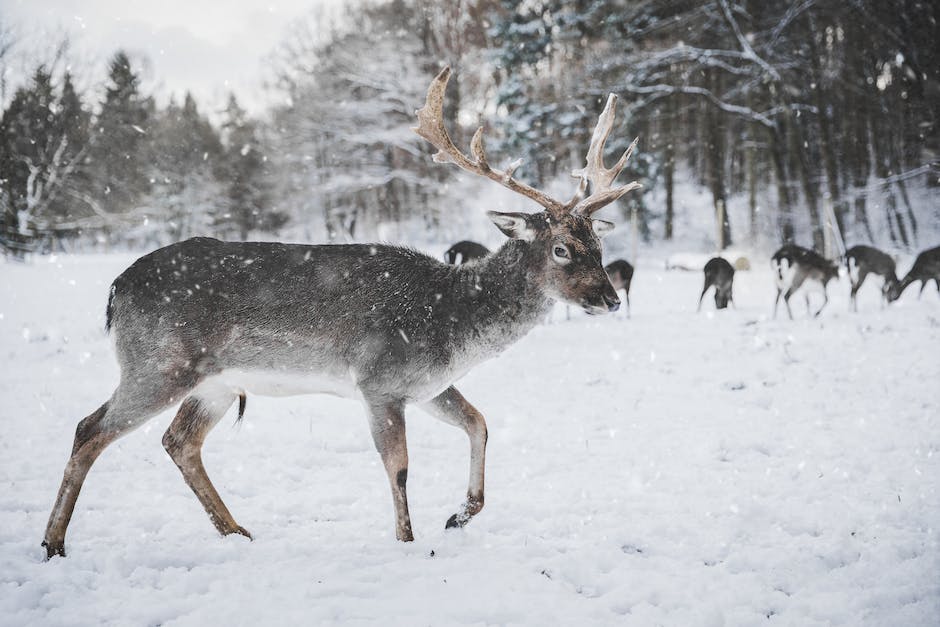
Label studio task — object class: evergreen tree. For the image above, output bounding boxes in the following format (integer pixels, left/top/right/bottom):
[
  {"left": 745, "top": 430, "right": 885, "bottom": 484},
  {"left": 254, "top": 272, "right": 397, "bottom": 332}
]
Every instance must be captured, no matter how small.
[
  {"left": 219, "top": 94, "right": 279, "bottom": 240},
  {"left": 0, "top": 65, "right": 91, "bottom": 252},
  {"left": 47, "top": 71, "right": 92, "bottom": 224},
  {"left": 144, "top": 91, "right": 224, "bottom": 241},
  {"left": 88, "top": 51, "right": 151, "bottom": 216}
]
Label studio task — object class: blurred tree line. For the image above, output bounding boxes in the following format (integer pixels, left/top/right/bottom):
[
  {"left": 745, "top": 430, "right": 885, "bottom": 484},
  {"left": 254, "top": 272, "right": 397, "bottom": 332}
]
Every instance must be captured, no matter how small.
[
  {"left": 0, "top": 51, "right": 279, "bottom": 255},
  {"left": 1, "top": 0, "right": 937, "bottom": 256}
]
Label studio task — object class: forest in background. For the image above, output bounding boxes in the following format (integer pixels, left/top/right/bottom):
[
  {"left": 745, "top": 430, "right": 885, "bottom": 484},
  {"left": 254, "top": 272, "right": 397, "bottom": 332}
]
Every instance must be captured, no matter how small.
[{"left": 1, "top": 0, "right": 938, "bottom": 257}]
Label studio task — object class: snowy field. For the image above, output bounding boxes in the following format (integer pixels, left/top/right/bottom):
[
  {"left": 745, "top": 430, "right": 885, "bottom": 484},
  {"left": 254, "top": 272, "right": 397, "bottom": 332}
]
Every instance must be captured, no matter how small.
[{"left": 1, "top": 250, "right": 938, "bottom": 626}]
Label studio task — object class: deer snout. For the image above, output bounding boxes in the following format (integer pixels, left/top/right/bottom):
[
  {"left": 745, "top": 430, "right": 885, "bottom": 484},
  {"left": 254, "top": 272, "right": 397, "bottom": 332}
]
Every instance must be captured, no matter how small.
[{"left": 603, "top": 291, "right": 621, "bottom": 312}]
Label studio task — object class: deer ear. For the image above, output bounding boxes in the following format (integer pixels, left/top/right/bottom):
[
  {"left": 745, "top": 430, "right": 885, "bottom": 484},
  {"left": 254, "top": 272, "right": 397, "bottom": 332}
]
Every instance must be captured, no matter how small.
[
  {"left": 486, "top": 211, "right": 538, "bottom": 242},
  {"left": 592, "top": 219, "right": 616, "bottom": 238}
]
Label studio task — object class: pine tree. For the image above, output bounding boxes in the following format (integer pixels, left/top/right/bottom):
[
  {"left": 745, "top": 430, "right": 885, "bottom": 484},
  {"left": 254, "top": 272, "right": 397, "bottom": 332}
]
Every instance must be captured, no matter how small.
[
  {"left": 144, "top": 91, "right": 225, "bottom": 241},
  {"left": 47, "top": 71, "right": 92, "bottom": 224},
  {"left": 219, "top": 94, "right": 278, "bottom": 240},
  {"left": 88, "top": 51, "right": 151, "bottom": 216},
  {"left": 0, "top": 65, "right": 90, "bottom": 252}
]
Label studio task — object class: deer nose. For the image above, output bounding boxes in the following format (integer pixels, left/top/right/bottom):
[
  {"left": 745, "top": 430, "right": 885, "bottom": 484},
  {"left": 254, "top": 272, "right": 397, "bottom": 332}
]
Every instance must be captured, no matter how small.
[{"left": 603, "top": 292, "right": 621, "bottom": 312}]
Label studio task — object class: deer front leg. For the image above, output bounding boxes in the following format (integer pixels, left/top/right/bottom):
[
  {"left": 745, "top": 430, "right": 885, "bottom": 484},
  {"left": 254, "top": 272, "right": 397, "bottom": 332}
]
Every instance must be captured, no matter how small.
[
  {"left": 697, "top": 285, "right": 708, "bottom": 312},
  {"left": 364, "top": 398, "right": 413, "bottom": 542},
  {"left": 422, "top": 386, "right": 487, "bottom": 530}
]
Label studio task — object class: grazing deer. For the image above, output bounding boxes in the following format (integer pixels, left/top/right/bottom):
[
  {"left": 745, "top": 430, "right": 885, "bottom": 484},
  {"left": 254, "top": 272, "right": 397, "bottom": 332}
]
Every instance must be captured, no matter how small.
[
  {"left": 771, "top": 244, "right": 839, "bottom": 319},
  {"left": 444, "top": 240, "right": 490, "bottom": 264},
  {"left": 42, "top": 66, "right": 641, "bottom": 559},
  {"left": 604, "top": 259, "right": 633, "bottom": 317},
  {"left": 697, "top": 257, "right": 735, "bottom": 311},
  {"left": 897, "top": 245, "right": 940, "bottom": 299},
  {"left": 844, "top": 245, "right": 901, "bottom": 311}
]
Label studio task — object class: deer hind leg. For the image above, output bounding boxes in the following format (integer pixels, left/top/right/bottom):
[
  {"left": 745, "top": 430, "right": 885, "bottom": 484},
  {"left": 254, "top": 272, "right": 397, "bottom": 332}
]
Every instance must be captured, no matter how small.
[
  {"left": 364, "top": 398, "right": 413, "bottom": 541},
  {"left": 162, "top": 385, "right": 249, "bottom": 539},
  {"left": 782, "top": 288, "right": 797, "bottom": 320},
  {"left": 422, "top": 386, "right": 487, "bottom": 530},
  {"left": 813, "top": 289, "right": 829, "bottom": 317},
  {"left": 850, "top": 271, "right": 868, "bottom": 312},
  {"left": 43, "top": 381, "right": 183, "bottom": 559}
]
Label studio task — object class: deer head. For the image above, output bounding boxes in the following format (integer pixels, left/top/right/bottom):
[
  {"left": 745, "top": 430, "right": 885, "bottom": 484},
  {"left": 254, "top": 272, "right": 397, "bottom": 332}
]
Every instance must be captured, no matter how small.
[{"left": 413, "top": 66, "right": 641, "bottom": 314}]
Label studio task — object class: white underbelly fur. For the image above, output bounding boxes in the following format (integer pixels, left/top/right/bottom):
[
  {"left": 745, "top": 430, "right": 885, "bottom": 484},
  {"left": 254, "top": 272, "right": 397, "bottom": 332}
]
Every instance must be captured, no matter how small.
[{"left": 197, "top": 368, "right": 360, "bottom": 401}]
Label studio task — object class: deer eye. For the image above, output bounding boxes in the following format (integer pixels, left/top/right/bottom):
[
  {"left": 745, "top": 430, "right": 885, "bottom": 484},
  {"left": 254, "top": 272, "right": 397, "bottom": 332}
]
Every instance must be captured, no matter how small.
[{"left": 552, "top": 244, "right": 571, "bottom": 263}]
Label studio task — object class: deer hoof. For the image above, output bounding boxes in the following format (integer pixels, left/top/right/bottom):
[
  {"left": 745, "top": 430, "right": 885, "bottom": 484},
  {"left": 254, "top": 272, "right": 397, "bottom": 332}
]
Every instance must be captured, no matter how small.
[
  {"left": 224, "top": 525, "right": 253, "bottom": 541},
  {"left": 445, "top": 512, "right": 470, "bottom": 529},
  {"left": 42, "top": 540, "right": 65, "bottom": 560},
  {"left": 397, "top": 528, "right": 415, "bottom": 542}
]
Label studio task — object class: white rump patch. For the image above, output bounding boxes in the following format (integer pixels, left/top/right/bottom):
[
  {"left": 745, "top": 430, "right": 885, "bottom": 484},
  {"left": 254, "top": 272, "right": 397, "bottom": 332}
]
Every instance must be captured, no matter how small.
[
  {"left": 847, "top": 257, "right": 860, "bottom": 284},
  {"left": 773, "top": 258, "right": 795, "bottom": 290}
]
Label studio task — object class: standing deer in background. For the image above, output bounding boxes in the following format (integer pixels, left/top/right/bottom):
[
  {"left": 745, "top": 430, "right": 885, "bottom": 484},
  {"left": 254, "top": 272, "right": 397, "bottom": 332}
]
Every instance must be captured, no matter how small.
[
  {"left": 844, "top": 245, "right": 901, "bottom": 311},
  {"left": 897, "top": 245, "right": 940, "bottom": 299},
  {"left": 42, "top": 66, "right": 641, "bottom": 559},
  {"left": 772, "top": 244, "right": 840, "bottom": 319},
  {"left": 604, "top": 259, "right": 633, "bottom": 318},
  {"left": 697, "top": 257, "right": 735, "bottom": 311},
  {"left": 444, "top": 240, "right": 490, "bottom": 264}
]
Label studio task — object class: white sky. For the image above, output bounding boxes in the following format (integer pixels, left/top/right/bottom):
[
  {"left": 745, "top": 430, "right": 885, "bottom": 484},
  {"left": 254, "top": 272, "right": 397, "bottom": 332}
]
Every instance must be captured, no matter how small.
[{"left": 2, "top": 0, "right": 340, "bottom": 115}]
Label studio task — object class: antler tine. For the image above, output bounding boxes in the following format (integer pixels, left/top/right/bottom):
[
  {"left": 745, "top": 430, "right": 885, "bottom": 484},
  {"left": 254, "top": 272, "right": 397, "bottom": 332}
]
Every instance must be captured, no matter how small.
[
  {"left": 567, "top": 94, "right": 642, "bottom": 215},
  {"left": 413, "top": 66, "right": 565, "bottom": 215}
]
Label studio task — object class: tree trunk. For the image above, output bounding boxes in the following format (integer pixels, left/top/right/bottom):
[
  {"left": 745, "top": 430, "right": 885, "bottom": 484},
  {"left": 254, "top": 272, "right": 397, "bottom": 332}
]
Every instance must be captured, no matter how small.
[
  {"left": 770, "top": 124, "right": 794, "bottom": 243},
  {"left": 663, "top": 96, "right": 676, "bottom": 240},
  {"left": 807, "top": 13, "right": 847, "bottom": 239},
  {"left": 787, "top": 111, "right": 824, "bottom": 251},
  {"left": 869, "top": 111, "right": 909, "bottom": 246},
  {"left": 745, "top": 90, "right": 759, "bottom": 243},
  {"left": 706, "top": 70, "right": 731, "bottom": 249}
]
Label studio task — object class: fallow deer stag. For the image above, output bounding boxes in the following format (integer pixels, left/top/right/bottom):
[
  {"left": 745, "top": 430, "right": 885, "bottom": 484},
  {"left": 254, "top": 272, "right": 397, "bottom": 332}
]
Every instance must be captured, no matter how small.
[{"left": 42, "top": 66, "right": 641, "bottom": 559}]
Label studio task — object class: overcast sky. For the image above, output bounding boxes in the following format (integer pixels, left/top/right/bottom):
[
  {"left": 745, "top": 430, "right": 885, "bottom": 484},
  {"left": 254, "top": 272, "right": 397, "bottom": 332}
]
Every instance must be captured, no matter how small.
[{"left": 2, "top": 0, "right": 338, "bottom": 114}]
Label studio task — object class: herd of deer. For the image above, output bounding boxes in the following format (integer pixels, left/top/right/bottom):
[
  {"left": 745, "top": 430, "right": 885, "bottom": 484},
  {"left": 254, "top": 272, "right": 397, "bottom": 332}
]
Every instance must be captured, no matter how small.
[
  {"left": 771, "top": 243, "right": 940, "bottom": 318},
  {"left": 446, "top": 239, "right": 940, "bottom": 319},
  {"left": 39, "top": 67, "right": 938, "bottom": 560}
]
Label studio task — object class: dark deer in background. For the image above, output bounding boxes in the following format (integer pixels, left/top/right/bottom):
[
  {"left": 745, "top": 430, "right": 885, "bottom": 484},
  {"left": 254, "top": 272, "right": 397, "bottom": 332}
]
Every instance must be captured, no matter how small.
[
  {"left": 42, "top": 66, "right": 641, "bottom": 559},
  {"left": 772, "top": 244, "right": 840, "bottom": 319},
  {"left": 697, "top": 257, "right": 735, "bottom": 311},
  {"left": 844, "top": 245, "right": 901, "bottom": 311},
  {"left": 444, "top": 240, "right": 490, "bottom": 264},
  {"left": 897, "top": 245, "right": 940, "bottom": 299},
  {"left": 604, "top": 259, "right": 633, "bottom": 317}
]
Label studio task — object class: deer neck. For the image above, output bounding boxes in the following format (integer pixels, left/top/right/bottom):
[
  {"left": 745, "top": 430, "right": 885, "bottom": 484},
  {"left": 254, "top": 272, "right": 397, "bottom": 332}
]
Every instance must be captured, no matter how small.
[{"left": 454, "top": 239, "right": 553, "bottom": 346}]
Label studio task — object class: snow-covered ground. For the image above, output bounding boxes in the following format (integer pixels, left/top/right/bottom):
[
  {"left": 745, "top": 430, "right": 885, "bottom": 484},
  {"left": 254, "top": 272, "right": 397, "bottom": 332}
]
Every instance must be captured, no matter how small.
[{"left": 1, "top": 251, "right": 938, "bottom": 626}]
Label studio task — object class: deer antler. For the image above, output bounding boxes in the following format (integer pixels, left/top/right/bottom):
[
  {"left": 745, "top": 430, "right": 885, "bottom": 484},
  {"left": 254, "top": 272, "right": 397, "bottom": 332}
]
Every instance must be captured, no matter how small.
[
  {"left": 413, "top": 67, "right": 566, "bottom": 217},
  {"left": 567, "top": 94, "right": 642, "bottom": 215},
  {"left": 413, "top": 66, "right": 641, "bottom": 219}
]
